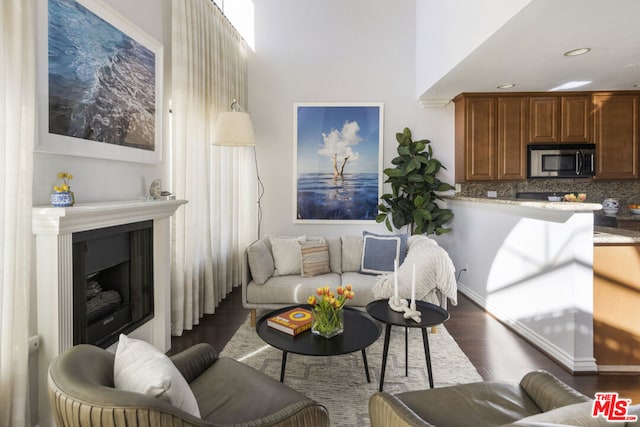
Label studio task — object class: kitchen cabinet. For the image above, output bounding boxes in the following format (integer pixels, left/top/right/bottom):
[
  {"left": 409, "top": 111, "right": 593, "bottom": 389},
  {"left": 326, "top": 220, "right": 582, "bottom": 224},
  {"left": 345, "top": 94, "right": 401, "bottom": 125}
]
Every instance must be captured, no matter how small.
[
  {"left": 529, "top": 95, "right": 591, "bottom": 143},
  {"left": 455, "top": 96, "right": 496, "bottom": 181},
  {"left": 455, "top": 95, "right": 526, "bottom": 181},
  {"left": 593, "top": 93, "right": 639, "bottom": 179},
  {"left": 561, "top": 95, "right": 591, "bottom": 142},
  {"left": 593, "top": 243, "right": 640, "bottom": 368},
  {"left": 497, "top": 97, "right": 527, "bottom": 180},
  {"left": 529, "top": 97, "right": 558, "bottom": 142}
]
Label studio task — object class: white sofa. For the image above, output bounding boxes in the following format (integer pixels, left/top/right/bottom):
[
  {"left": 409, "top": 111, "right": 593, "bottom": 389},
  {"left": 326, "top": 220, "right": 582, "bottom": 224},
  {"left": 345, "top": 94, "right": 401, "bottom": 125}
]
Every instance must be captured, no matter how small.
[{"left": 241, "top": 234, "right": 453, "bottom": 326}]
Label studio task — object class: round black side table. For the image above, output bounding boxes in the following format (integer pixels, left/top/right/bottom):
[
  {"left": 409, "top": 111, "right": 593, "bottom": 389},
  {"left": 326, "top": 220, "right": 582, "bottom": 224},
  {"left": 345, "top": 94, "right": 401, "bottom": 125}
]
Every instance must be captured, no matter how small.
[{"left": 366, "top": 299, "right": 449, "bottom": 392}]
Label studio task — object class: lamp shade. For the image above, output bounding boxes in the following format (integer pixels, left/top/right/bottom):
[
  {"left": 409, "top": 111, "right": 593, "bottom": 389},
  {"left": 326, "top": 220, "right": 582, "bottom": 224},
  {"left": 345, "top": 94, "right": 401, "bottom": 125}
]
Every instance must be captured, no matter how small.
[{"left": 212, "top": 111, "right": 256, "bottom": 146}]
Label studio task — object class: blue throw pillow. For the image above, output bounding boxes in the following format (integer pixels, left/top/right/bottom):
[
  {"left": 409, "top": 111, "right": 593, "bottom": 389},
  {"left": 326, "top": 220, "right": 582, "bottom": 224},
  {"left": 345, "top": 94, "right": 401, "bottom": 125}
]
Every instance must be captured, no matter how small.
[{"left": 360, "top": 231, "right": 408, "bottom": 275}]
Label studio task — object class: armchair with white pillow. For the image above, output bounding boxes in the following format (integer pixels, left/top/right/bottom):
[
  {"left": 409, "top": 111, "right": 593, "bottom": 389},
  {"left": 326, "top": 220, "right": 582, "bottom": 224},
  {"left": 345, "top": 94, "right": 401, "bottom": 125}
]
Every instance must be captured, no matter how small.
[{"left": 48, "top": 335, "right": 329, "bottom": 426}]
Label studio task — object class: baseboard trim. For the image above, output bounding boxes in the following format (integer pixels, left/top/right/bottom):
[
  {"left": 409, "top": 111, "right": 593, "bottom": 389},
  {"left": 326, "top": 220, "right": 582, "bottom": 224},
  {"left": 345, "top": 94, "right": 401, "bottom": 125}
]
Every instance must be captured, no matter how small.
[{"left": 458, "top": 284, "right": 597, "bottom": 373}]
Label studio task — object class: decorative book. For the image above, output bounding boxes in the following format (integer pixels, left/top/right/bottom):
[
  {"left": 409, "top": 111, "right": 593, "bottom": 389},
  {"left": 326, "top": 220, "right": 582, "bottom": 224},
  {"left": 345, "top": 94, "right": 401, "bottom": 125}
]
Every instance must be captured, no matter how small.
[{"left": 267, "top": 307, "right": 312, "bottom": 336}]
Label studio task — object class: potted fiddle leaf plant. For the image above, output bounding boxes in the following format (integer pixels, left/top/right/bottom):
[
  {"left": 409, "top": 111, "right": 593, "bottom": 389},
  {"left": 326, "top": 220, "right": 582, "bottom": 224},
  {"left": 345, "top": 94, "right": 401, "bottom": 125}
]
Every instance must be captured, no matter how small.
[{"left": 376, "top": 127, "right": 454, "bottom": 235}]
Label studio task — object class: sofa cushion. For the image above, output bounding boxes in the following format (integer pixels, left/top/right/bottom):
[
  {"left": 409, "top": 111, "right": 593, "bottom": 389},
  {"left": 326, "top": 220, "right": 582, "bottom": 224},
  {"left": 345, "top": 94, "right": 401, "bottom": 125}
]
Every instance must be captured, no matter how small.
[
  {"left": 397, "top": 381, "right": 541, "bottom": 427},
  {"left": 325, "top": 236, "right": 342, "bottom": 274},
  {"left": 190, "top": 357, "right": 313, "bottom": 424},
  {"left": 246, "top": 273, "right": 341, "bottom": 305},
  {"left": 247, "top": 240, "right": 275, "bottom": 285},
  {"left": 360, "top": 231, "right": 408, "bottom": 275},
  {"left": 270, "top": 235, "right": 306, "bottom": 276},
  {"left": 299, "top": 240, "right": 331, "bottom": 277},
  {"left": 113, "top": 334, "right": 200, "bottom": 418},
  {"left": 341, "top": 235, "right": 363, "bottom": 272}
]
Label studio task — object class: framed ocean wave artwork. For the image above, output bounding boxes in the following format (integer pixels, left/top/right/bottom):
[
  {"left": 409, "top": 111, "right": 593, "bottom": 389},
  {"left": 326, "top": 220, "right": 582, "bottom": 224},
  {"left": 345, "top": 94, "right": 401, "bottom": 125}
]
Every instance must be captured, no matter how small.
[
  {"left": 293, "top": 103, "right": 383, "bottom": 223},
  {"left": 36, "top": 0, "right": 163, "bottom": 163}
]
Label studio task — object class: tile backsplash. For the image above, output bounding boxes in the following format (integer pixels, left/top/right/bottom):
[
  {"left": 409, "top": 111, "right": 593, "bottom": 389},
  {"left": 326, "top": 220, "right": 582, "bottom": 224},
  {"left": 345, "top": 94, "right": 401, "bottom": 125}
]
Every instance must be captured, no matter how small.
[{"left": 459, "top": 179, "right": 640, "bottom": 214}]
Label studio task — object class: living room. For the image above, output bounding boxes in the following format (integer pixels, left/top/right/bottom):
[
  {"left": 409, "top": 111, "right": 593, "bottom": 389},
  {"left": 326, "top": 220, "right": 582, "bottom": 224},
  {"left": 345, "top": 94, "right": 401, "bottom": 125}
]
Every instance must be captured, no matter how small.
[{"left": 2, "top": 0, "right": 640, "bottom": 426}]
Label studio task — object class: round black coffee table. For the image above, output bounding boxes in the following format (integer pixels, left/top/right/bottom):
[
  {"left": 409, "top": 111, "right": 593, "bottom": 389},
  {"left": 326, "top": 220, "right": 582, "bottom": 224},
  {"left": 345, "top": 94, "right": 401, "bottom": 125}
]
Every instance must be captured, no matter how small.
[
  {"left": 256, "top": 305, "right": 381, "bottom": 383},
  {"left": 366, "top": 299, "right": 450, "bottom": 391}
]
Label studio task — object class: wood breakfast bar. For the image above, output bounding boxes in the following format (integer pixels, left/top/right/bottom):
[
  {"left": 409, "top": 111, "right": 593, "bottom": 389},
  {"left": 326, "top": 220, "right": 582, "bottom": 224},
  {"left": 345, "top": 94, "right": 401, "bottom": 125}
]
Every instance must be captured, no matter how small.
[{"left": 592, "top": 226, "right": 640, "bottom": 372}]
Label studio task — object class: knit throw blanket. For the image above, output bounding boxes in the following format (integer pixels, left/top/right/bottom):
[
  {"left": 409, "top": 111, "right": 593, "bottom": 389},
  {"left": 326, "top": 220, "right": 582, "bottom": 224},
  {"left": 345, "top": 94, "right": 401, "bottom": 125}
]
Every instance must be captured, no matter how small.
[{"left": 372, "top": 235, "right": 458, "bottom": 306}]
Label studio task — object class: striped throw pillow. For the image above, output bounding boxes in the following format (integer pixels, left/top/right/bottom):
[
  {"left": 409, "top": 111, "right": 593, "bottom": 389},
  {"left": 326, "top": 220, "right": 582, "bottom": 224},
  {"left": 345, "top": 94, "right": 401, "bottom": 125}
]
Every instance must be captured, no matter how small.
[{"left": 299, "top": 240, "right": 330, "bottom": 277}]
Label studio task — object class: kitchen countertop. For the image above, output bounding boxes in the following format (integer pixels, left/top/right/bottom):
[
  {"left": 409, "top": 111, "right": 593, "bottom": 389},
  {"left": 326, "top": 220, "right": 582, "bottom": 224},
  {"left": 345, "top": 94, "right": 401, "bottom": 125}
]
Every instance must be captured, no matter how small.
[
  {"left": 445, "top": 196, "right": 640, "bottom": 243},
  {"left": 446, "top": 196, "right": 602, "bottom": 212},
  {"left": 594, "top": 226, "right": 640, "bottom": 244}
]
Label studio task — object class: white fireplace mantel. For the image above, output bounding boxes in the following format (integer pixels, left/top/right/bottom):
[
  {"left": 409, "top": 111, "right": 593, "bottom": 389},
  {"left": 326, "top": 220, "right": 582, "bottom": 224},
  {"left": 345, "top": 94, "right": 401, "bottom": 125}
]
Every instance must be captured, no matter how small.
[{"left": 33, "top": 199, "right": 186, "bottom": 427}]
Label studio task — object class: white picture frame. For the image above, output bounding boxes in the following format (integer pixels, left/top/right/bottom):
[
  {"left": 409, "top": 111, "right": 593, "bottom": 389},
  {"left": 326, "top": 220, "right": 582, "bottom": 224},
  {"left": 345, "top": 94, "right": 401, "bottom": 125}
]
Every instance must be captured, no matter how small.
[
  {"left": 293, "top": 102, "right": 384, "bottom": 224},
  {"left": 36, "top": 0, "right": 163, "bottom": 164}
]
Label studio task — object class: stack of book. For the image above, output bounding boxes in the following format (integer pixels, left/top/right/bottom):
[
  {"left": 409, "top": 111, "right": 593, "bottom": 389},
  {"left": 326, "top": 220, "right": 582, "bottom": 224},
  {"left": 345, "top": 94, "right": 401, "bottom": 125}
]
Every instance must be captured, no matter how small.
[{"left": 267, "top": 307, "right": 312, "bottom": 336}]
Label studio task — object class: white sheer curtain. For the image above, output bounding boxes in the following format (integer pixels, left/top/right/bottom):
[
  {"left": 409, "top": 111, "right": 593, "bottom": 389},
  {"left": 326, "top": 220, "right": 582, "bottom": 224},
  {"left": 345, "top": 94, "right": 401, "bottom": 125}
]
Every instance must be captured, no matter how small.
[
  {"left": 171, "top": 0, "right": 254, "bottom": 335},
  {"left": 0, "top": 1, "right": 35, "bottom": 425}
]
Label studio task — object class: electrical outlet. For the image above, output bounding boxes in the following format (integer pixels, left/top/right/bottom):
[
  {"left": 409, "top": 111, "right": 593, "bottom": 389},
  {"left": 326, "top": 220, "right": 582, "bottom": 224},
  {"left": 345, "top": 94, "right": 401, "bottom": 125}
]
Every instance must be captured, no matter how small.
[
  {"left": 487, "top": 190, "right": 497, "bottom": 198},
  {"left": 454, "top": 183, "right": 461, "bottom": 193}
]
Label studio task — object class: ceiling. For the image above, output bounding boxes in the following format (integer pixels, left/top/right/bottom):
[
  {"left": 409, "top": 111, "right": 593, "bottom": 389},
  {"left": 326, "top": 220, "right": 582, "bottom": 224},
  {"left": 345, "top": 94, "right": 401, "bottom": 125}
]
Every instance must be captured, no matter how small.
[{"left": 419, "top": 0, "right": 640, "bottom": 103}]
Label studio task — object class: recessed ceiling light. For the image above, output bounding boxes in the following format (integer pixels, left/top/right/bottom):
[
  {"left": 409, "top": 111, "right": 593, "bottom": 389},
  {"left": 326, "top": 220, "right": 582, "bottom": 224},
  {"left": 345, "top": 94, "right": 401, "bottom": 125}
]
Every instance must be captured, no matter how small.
[
  {"left": 497, "top": 83, "right": 516, "bottom": 89},
  {"left": 550, "top": 81, "right": 591, "bottom": 91},
  {"left": 563, "top": 48, "right": 591, "bottom": 57}
]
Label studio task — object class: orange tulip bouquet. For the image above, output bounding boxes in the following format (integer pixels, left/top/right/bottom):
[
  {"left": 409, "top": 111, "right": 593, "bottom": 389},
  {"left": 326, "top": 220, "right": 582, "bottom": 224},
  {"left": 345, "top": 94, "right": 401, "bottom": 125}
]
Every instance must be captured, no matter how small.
[{"left": 307, "top": 285, "right": 354, "bottom": 338}]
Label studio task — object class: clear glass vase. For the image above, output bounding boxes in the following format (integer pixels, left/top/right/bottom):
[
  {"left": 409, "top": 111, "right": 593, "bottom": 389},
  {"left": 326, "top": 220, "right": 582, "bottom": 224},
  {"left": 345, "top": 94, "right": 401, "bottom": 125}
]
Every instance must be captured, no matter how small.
[{"left": 311, "top": 307, "right": 344, "bottom": 338}]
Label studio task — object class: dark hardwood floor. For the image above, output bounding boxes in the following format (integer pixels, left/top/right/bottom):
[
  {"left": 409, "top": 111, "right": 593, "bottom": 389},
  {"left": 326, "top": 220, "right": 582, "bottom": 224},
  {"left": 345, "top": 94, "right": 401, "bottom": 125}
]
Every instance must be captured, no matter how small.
[{"left": 170, "top": 288, "right": 640, "bottom": 403}]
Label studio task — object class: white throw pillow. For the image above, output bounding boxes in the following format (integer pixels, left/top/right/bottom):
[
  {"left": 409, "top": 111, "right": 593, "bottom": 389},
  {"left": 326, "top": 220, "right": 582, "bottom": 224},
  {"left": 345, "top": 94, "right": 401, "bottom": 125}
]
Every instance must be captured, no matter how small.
[
  {"left": 113, "top": 334, "right": 201, "bottom": 418},
  {"left": 270, "top": 235, "right": 306, "bottom": 276}
]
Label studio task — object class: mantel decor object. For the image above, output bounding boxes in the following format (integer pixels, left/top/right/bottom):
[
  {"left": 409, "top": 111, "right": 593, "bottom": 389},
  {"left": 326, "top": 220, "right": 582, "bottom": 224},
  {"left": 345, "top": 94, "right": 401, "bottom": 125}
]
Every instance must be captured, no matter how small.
[
  {"left": 307, "top": 285, "right": 354, "bottom": 338},
  {"left": 149, "top": 179, "right": 173, "bottom": 200},
  {"left": 51, "top": 171, "right": 74, "bottom": 207}
]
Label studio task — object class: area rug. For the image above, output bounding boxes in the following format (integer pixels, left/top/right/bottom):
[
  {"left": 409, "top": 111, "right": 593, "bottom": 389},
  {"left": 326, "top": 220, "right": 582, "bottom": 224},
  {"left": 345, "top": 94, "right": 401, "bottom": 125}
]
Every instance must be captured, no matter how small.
[{"left": 220, "top": 315, "right": 482, "bottom": 427}]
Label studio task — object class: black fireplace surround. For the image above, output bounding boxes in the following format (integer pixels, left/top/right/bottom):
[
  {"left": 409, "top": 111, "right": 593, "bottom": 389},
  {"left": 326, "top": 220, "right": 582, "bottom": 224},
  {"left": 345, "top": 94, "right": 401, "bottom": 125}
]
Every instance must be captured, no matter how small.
[{"left": 72, "top": 220, "right": 154, "bottom": 348}]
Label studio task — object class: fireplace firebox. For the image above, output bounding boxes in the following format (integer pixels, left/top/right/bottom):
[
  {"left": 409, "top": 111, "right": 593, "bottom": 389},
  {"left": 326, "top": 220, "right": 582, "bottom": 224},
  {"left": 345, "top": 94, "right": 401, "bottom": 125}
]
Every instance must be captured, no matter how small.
[{"left": 72, "top": 220, "right": 154, "bottom": 348}]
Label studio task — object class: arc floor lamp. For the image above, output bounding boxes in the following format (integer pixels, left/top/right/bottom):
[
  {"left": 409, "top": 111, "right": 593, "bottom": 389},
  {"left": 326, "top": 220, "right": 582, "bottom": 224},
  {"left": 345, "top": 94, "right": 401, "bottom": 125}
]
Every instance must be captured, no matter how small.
[{"left": 212, "top": 100, "right": 264, "bottom": 239}]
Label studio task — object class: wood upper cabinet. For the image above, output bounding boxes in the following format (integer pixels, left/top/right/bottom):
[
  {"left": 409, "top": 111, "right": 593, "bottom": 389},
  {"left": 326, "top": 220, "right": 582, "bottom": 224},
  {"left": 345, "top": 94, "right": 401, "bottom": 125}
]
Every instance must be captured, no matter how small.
[
  {"left": 497, "top": 97, "right": 527, "bottom": 180},
  {"left": 529, "top": 97, "right": 558, "bottom": 142},
  {"left": 455, "top": 95, "right": 525, "bottom": 181},
  {"left": 593, "top": 93, "right": 638, "bottom": 179},
  {"left": 561, "top": 95, "right": 591, "bottom": 142},
  {"left": 529, "top": 95, "right": 591, "bottom": 143},
  {"left": 455, "top": 96, "right": 496, "bottom": 181}
]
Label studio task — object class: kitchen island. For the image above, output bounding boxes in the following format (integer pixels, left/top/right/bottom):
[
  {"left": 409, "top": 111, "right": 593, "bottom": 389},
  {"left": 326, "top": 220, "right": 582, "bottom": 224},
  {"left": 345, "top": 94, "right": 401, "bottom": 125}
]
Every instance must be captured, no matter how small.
[
  {"left": 438, "top": 196, "right": 601, "bottom": 373},
  {"left": 593, "top": 226, "right": 640, "bottom": 372}
]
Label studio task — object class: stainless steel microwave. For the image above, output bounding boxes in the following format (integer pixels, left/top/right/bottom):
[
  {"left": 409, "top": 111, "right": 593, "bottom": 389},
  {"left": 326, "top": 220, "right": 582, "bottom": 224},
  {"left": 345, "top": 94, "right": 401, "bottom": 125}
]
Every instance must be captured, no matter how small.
[{"left": 527, "top": 144, "right": 596, "bottom": 178}]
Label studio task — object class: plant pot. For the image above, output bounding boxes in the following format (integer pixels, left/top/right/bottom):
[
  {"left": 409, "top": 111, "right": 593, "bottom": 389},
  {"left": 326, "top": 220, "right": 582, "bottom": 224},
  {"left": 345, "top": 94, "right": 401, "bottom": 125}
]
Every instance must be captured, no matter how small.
[
  {"left": 51, "top": 192, "right": 73, "bottom": 207},
  {"left": 311, "top": 307, "right": 344, "bottom": 338}
]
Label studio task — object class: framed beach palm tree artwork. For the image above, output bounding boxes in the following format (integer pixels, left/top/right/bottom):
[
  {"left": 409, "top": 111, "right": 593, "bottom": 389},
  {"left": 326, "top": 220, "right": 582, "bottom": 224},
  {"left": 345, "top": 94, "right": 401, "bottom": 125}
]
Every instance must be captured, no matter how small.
[
  {"left": 36, "top": 0, "right": 163, "bottom": 163},
  {"left": 293, "top": 103, "right": 383, "bottom": 223}
]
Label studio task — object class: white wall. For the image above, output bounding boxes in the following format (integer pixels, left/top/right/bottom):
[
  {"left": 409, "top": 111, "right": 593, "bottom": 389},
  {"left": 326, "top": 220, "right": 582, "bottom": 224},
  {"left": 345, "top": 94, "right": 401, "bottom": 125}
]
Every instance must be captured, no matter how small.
[
  {"left": 415, "top": 0, "right": 532, "bottom": 99},
  {"left": 33, "top": 0, "right": 172, "bottom": 206},
  {"left": 249, "top": 0, "right": 456, "bottom": 237}
]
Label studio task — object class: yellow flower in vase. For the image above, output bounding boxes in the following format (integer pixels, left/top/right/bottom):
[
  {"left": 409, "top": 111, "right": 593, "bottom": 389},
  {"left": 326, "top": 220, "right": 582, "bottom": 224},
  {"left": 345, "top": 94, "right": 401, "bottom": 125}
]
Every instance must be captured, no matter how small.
[
  {"left": 51, "top": 172, "right": 75, "bottom": 207},
  {"left": 307, "top": 285, "right": 355, "bottom": 338}
]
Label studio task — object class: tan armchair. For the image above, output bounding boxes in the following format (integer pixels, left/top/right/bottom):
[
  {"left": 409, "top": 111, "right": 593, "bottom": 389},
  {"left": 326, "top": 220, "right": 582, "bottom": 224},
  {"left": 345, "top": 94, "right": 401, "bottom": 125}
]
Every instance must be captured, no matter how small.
[
  {"left": 369, "top": 370, "right": 640, "bottom": 427},
  {"left": 48, "top": 343, "right": 329, "bottom": 426}
]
